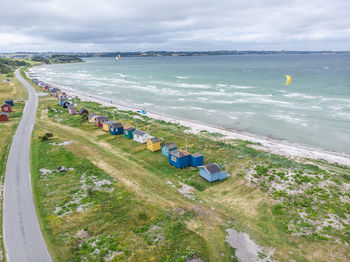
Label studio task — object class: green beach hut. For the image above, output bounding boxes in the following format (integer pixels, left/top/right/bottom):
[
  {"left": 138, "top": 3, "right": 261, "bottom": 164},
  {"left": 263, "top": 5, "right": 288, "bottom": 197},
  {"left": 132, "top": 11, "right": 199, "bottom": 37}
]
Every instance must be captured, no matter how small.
[{"left": 124, "top": 126, "right": 136, "bottom": 139}]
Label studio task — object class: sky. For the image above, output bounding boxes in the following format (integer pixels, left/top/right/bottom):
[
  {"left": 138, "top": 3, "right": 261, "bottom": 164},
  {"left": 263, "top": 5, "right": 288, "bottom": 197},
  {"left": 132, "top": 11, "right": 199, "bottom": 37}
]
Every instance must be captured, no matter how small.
[{"left": 1, "top": 0, "right": 350, "bottom": 52}]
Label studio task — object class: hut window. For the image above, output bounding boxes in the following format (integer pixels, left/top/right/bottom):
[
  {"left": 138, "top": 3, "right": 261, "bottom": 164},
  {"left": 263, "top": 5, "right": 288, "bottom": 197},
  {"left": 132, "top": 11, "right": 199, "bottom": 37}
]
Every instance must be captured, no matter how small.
[{"left": 171, "top": 156, "right": 176, "bottom": 162}]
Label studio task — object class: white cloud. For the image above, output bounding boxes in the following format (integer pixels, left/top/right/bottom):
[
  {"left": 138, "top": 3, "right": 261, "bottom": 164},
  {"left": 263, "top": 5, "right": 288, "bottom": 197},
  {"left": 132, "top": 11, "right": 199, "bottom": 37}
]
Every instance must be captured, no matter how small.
[{"left": 0, "top": 0, "right": 350, "bottom": 51}]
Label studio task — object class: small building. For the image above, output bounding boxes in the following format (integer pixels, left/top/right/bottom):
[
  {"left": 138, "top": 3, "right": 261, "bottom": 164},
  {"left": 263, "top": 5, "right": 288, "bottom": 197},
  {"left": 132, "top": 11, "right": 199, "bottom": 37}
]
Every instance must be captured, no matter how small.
[
  {"left": 95, "top": 116, "right": 109, "bottom": 127},
  {"left": 161, "top": 142, "right": 177, "bottom": 157},
  {"left": 147, "top": 137, "right": 161, "bottom": 152},
  {"left": 79, "top": 108, "right": 89, "bottom": 116},
  {"left": 102, "top": 120, "right": 116, "bottom": 132},
  {"left": 0, "top": 113, "right": 9, "bottom": 122},
  {"left": 191, "top": 153, "right": 204, "bottom": 167},
  {"left": 133, "top": 130, "right": 150, "bottom": 143},
  {"left": 199, "top": 163, "right": 227, "bottom": 182},
  {"left": 124, "top": 127, "right": 135, "bottom": 139},
  {"left": 62, "top": 101, "right": 70, "bottom": 108},
  {"left": 59, "top": 99, "right": 67, "bottom": 106},
  {"left": 168, "top": 150, "right": 191, "bottom": 169},
  {"left": 110, "top": 122, "right": 124, "bottom": 135},
  {"left": 68, "top": 104, "right": 77, "bottom": 114},
  {"left": 5, "top": 99, "right": 14, "bottom": 107},
  {"left": 88, "top": 113, "right": 97, "bottom": 123},
  {"left": 1, "top": 104, "right": 12, "bottom": 113}
]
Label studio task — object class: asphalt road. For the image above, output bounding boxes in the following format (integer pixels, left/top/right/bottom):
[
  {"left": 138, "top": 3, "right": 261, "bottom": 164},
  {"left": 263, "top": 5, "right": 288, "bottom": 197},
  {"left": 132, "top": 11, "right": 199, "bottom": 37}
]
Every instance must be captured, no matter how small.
[{"left": 3, "top": 69, "right": 52, "bottom": 261}]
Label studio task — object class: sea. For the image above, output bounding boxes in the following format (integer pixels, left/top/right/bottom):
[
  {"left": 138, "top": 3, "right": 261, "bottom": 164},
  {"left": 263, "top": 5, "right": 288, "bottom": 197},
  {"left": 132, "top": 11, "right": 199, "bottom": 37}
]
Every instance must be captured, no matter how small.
[{"left": 31, "top": 54, "right": 350, "bottom": 154}]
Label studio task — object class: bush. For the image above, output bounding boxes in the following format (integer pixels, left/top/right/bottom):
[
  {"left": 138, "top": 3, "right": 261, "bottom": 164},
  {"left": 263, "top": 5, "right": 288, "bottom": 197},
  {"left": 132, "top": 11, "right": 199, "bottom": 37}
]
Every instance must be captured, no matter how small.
[
  {"left": 39, "top": 132, "right": 54, "bottom": 141},
  {"left": 82, "top": 114, "right": 88, "bottom": 121}
]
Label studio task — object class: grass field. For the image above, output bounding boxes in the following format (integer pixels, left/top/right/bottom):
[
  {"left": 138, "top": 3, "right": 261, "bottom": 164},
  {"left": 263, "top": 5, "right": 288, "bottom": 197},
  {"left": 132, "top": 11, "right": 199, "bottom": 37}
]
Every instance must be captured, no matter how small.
[
  {"left": 28, "top": 74, "right": 350, "bottom": 261},
  {"left": 0, "top": 73, "right": 27, "bottom": 261}
]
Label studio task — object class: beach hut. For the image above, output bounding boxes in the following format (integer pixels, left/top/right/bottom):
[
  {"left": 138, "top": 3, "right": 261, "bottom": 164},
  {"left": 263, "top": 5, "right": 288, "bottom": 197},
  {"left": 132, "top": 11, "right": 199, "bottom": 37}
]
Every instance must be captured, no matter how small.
[
  {"left": 62, "top": 101, "right": 70, "bottom": 108},
  {"left": 5, "top": 100, "right": 14, "bottom": 107},
  {"left": 59, "top": 99, "right": 67, "bottom": 106},
  {"left": 0, "top": 113, "right": 9, "bottom": 122},
  {"left": 191, "top": 153, "right": 204, "bottom": 167},
  {"left": 68, "top": 104, "right": 77, "bottom": 114},
  {"left": 161, "top": 142, "right": 177, "bottom": 157},
  {"left": 1, "top": 104, "right": 12, "bottom": 113},
  {"left": 79, "top": 108, "right": 89, "bottom": 116},
  {"left": 168, "top": 150, "right": 191, "bottom": 169},
  {"left": 133, "top": 130, "right": 150, "bottom": 143},
  {"left": 88, "top": 113, "right": 98, "bottom": 123},
  {"left": 199, "top": 163, "right": 227, "bottom": 182},
  {"left": 102, "top": 121, "right": 116, "bottom": 132},
  {"left": 110, "top": 122, "right": 124, "bottom": 135},
  {"left": 147, "top": 137, "right": 161, "bottom": 152},
  {"left": 124, "top": 127, "right": 135, "bottom": 139},
  {"left": 95, "top": 116, "right": 109, "bottom": 127}
]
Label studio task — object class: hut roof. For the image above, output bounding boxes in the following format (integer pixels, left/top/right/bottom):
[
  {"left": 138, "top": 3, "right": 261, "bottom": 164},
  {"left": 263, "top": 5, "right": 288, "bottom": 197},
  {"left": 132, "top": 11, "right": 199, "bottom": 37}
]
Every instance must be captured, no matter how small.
[
  {"left": 111, "top": 122, "right": 123, "bottom": 128},
  {"left": 169, "top": 150, "right": 191, "bottom": 158},
  {"left": 5, "top": 99, "right": 13, "bottom": 103},
  {"left": 88, "top": 113, "right": 97, "bottom": 118},
  {"left": 163, "top": 142, "right": 176, "bottom": 150},
  {"left": 125, "top": 126, "right": 135, "bottom": 131},
  {"left": 203, "top": 163, "right": 222, "bottom": 174},
  {"left": 149, "top": 137, "right": 160, "bottom": 143},
  {"left": 95, "top": 116, "right": 109, "bottom": 121},
  {"left": 68, "top": 104, "right": 75, "bottom": 109},
  {"left": 133, "top": 130, "right": 147, "bottom": 136},
  {"left": 79, "top": 108, "right": 88, "bottom": 114},
  {"left": 0, "top": 112, "right": 9, "bottom": 116},
  {"left": 191, "top": 152, "right": 203, "bottom": 157},
  {"left": 104, "top": 120, "right": 116, "bottom": 124}
]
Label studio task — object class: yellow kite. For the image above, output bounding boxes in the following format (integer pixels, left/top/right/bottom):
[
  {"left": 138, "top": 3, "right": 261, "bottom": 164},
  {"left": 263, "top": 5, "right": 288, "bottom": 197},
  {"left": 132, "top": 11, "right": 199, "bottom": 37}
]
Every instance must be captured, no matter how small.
[{"left": 284, "top": 75, "right": 292, "bottom": 86}]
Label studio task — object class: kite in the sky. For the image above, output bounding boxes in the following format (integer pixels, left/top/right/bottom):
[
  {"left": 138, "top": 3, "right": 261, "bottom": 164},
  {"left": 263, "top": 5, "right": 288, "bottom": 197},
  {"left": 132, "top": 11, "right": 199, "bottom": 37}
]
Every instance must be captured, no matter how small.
[{"left": 284, "top": 75, "right": 292, "bottom": 86}]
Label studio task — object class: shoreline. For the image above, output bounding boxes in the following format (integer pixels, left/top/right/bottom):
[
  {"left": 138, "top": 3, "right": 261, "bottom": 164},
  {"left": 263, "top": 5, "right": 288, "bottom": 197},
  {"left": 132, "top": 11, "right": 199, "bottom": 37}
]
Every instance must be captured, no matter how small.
[{"left": 52, "top": 84, "right": 350, "bottom": 167}]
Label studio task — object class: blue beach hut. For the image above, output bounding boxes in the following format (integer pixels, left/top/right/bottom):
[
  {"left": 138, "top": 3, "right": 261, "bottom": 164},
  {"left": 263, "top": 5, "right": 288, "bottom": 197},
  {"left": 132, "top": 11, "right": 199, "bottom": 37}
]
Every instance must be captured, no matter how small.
[
  {"left": 110, "top": 122, "right": 124, "bottom": 135},
  {"left": 5, "top": 100, "right": 14, "bottom": 107},
  {"left": 124, "top": 127, "right": 135, "bottom": 139},
  {"left": 191, "top": 153, "right": 203, "bottom": 167},
  {"left": 199, "top": 163, "right": 227, "bottom": 182},
  {"left": 161, "top": 142, "right": 177, "bottom": 157},
  {"left": 168, "top": 150, "right": 191, "bottom": 169}
]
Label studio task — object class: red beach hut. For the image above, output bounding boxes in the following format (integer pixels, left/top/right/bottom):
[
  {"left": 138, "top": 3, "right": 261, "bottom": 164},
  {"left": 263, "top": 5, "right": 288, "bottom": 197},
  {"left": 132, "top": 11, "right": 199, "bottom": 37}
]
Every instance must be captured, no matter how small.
[
  {"left": 1, "top": 104, "right": 12, "bottom": 113},
  {"left": 0, "top": 113, "right": 9, "bottom": 122}
]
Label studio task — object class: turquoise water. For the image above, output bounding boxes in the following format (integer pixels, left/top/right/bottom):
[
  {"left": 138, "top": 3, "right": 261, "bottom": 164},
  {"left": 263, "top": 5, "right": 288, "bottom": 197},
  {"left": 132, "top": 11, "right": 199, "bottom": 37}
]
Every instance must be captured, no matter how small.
[{"left": 32, "top": 54, "right": 350, "bottom": 154}]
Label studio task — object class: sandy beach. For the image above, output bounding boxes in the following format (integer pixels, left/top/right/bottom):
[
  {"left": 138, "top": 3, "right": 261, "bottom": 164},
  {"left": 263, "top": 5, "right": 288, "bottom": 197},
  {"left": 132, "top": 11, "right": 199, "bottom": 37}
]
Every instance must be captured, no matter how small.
[{"left": 46, "top": 83, "right": 350, "bottom": 167}]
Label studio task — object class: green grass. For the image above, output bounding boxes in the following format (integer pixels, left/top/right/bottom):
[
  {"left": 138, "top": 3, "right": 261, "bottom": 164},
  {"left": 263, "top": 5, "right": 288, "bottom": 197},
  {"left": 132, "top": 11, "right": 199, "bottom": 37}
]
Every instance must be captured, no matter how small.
[{"left": 31, "top": 135, "right": 209, "bottom": 262}]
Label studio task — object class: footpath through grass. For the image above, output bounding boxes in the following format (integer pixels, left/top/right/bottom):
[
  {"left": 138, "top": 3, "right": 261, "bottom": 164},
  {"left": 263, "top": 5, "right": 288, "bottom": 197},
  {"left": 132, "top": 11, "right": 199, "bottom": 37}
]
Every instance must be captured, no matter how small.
[{"left": 30, "top": 85, "right": 350, "bottom": 261}]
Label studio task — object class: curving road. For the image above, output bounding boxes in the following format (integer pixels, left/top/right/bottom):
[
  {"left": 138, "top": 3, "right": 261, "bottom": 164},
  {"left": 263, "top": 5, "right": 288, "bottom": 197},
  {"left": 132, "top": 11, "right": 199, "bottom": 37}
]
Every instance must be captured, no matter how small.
[{"left": 3, "top": 69, "right": 52, "bottom": 261}]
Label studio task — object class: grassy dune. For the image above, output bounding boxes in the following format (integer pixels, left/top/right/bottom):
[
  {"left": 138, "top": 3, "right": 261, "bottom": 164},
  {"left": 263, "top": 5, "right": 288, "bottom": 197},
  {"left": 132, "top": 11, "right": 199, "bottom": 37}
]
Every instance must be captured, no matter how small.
[{"left": 27, "top": 74, "right": 350, "bottom": 261}]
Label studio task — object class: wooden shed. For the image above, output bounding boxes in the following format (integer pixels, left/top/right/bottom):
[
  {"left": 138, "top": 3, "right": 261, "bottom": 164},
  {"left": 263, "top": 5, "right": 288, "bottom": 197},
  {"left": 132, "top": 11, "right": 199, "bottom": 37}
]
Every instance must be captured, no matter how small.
[
  {"left": 1, "top": 104, "right": 12, "bottom": 113},
  {"left": 133, "top": 130, "right": 150, "bottom": 143},
  {"left": 0, "top": 113, "right": 9, "bottom": 122},
  {"left": 168, "top": 150, "right": 191, "bottom": 169},
  {"left": 124, "top": 127, "right": 135, "bottom": 139},
  {"left": 110, "top": 122, "right": 124, "bottom": 135},
  {"left": 62, "top": 101, "right": 70, "bottom": 108},
  {"left": 191, "top": 153, "right": 204, "bottom": 167},
  {"left": 88, "top": 113, "right": 98, "bottom": 123},
  {"left": 199, "top": 163, "right": 227, "bottom": 182},
  {"left": 102, "top": 121, "right": 116, "bottom": 132},
  {"left": 161, "top": 142, "right": 177, "bottom": 157},
  {"left": 5, "top": 100, "right": 14, "bottom": 107},
  {"left": 68, "top": 104, "right": 77, "bottom": 114},
  {"left": 95, "top": 116, "right": 109, "bottom": 127},
  {"left": 79, "top": 108, "right": 89, "bottom": 115},
  {"left": 147, "top": 137, "right": 161, "bottom": 152}
]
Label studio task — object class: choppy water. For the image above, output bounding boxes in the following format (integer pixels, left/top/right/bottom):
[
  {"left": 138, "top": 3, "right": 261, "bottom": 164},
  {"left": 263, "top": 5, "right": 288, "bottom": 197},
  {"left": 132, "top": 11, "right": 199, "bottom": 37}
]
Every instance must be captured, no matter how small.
[{"left": 31, "top": 54, "right": 350, "bottom": 154}]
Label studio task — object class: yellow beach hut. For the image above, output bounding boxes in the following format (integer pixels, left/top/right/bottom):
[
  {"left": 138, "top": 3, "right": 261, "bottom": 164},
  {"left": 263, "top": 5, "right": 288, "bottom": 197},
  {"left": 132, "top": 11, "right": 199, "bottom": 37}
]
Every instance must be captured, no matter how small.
[
  {"left": 103, "top": 121, "right": 116, "bottom": 132},
  {"left": 147, "top": 137, "right": 161, "bottom": 152}
]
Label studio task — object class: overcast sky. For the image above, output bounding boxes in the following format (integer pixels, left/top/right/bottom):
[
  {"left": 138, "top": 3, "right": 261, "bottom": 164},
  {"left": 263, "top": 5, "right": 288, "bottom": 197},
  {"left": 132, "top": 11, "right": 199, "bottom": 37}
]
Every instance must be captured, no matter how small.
[{"left": 1, "top": 0, "right": 350, "bottom": 52}]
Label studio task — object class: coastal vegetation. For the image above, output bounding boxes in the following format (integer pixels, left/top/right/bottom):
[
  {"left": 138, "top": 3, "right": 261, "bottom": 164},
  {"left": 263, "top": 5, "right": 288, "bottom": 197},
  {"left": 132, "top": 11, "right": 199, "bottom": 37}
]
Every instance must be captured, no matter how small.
[
  {"left": 31, "top": 55, "right": 83, "bottom": 64},
  {"left": 0, "top": 73, "right": 27, "bottom": 261},
  {"left": 25, "top": 72, "right": 350, "bottom": 261},
  {"left": 0, "top": 58, "right": 29, "bottom": 75}
]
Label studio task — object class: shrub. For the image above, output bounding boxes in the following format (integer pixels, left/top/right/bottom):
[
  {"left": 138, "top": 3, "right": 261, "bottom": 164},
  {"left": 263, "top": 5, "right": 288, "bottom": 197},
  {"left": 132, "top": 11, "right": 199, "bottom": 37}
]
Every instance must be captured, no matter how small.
[{"left": 39, "top": 132, "right": 54, "bottom": 141}]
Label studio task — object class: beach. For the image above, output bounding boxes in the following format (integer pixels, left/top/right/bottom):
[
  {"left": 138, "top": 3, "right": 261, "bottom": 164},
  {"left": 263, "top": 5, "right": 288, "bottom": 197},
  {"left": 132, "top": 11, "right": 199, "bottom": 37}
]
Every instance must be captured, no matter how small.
[{"left": 55, "top": 84, "right": 350, "bottom": 167}]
